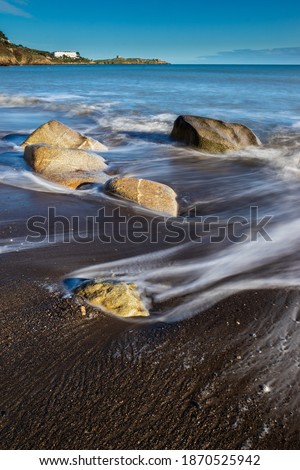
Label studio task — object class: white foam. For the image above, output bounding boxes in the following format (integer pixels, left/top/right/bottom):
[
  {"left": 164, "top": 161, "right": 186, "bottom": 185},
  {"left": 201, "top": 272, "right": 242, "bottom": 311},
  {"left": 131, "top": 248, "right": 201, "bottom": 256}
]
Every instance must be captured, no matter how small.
[
  {"left": 0, "top": 92, "right": 118, "bottom": 121},
  {"left": 0, "top": 167, "right": 73, "bottom": 194},
  {"left": 66, "top": 197, "right": 300, "bottom": 321},
  {"left": 98, "top": 113, "right": 176, "bottom": 134}
]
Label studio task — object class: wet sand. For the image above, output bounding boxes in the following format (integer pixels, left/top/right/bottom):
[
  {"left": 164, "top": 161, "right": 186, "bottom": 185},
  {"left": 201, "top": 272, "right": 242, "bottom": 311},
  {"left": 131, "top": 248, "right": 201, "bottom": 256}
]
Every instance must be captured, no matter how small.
[{"left": 1, "top": 183, "right": 300, "bottom": 449}]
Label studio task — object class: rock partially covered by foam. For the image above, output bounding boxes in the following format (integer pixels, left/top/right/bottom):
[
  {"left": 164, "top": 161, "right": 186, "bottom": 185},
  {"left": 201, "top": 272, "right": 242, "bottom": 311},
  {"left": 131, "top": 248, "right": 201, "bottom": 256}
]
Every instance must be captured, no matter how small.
[
  {"left": 24, "top": 144, "right": 108, "bottom": 189},
  {"left": 21, "top": 120, "right": 107, "bottom": 151},
  {"left": 105, "top": 177, "right": 178, "bottom": 216},
  {"left": 171, "top": 115, "right": 261, "bottom": 153},
  {"left": 74, "top": 281, "right": 149, "bottom": 318}
]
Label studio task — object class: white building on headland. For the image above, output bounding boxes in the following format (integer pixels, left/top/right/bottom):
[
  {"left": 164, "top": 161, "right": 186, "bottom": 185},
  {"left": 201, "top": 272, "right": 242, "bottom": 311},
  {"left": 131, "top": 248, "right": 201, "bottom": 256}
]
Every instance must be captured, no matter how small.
[{"left": 54, "top": 51, "right": 79, "bottom": 59}]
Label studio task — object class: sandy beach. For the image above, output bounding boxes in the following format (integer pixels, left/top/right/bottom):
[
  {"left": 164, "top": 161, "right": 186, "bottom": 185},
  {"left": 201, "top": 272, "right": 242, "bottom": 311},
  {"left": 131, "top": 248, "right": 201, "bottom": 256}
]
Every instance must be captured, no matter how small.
[{"left": 1, "top": 183, "right": 300, "bottom": 450}]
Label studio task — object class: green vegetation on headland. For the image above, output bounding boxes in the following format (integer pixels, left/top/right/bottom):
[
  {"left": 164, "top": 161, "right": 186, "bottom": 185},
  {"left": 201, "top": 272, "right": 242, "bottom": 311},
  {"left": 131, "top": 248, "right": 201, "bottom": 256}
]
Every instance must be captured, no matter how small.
[
  {"left": 94, "top": 57, "right": 168, "bottom": 65},
  {"left": 0, "top": 31, "right": 169, "bottom": 66}
]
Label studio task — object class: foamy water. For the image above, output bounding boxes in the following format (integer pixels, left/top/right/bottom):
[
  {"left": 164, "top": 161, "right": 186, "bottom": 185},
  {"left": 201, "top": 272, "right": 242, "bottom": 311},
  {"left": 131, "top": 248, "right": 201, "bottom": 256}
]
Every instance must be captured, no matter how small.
[{"left": 1, "top": 65, "right": 300, "bottom": 314}]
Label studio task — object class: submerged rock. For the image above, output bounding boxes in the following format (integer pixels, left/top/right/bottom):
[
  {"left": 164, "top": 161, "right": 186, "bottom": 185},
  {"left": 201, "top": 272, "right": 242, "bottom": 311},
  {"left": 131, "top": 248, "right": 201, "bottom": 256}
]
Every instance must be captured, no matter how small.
[
  {"left": 24, "top": 144, "right": 108, "bottom": 189},
  {"left": 74, "top": 281, "right": 149, "bottom": 318},
  {"left": 171, "top": 115, "right": 261, "bottom": 153},
  {"left": 21, "top": 120, "right": 107, "bottom": 151},
  {"left": 105, "top": 177, "right": 178, "bottom": 216}
]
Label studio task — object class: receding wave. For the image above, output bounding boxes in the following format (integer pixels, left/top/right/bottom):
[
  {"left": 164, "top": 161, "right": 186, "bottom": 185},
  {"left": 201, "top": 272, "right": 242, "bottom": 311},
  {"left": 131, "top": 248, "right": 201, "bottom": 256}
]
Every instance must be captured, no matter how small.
[
  {"left": 64, "top": 198, "right": 300, "bottom": 401},
  {"left": 97, "top": 113, "right": 175, "bottom": 134},
  {"left": 0, "top": 92, "right": 118, "bottom": 118},
  {"left": 66, "top": 195, "right": 300, "bottom": 322},
  {"left": 0, "top": 167, "right": 74, "bottom": 194}
]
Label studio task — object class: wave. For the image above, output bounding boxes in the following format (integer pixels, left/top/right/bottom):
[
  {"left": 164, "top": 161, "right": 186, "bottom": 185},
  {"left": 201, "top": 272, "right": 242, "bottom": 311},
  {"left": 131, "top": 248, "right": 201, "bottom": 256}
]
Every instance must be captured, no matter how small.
[
  {"left": 97, "top": 113, "right": 175, "bottom": 134},
  {"left": 0, "top": 92, "right": 118, "bottom": 119},
  {"left": 0, "top": 92, "right": 175, "bottom": 140},
  {"left": 65, "top": 190, "right": 300, "bottom": 320},
  {"left": 0, "top": 167, "right": 74, "bottom": 194},
  {"left": 0, "top": 235, "right": 63, "bottom": 255},
  {"left": 64, "top": 191, "right": 300, "bottom": 403}
]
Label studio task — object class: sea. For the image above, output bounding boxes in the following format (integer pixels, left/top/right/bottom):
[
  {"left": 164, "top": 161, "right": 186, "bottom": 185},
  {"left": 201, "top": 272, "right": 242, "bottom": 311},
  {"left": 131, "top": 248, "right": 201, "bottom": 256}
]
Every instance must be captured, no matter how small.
[
  {"left": 1, "top": 63, "right": 300, "bottom": 401},
  {"left": 1, "top": 64, "right": 300, "bottom": 311}
]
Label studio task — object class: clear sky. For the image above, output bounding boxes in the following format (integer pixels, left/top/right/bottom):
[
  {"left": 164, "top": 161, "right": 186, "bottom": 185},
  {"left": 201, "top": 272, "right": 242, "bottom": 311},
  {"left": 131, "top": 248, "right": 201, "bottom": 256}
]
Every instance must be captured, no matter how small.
[{"left": 1, "top": 0, "right": 300, "bottom": 64}]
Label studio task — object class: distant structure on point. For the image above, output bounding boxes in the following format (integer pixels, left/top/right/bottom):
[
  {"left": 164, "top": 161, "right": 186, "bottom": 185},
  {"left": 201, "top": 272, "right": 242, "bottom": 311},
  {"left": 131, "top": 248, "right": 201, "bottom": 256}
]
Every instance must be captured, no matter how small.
[{"left": 53, "top": 51, "right": 79, "bottom": 59}]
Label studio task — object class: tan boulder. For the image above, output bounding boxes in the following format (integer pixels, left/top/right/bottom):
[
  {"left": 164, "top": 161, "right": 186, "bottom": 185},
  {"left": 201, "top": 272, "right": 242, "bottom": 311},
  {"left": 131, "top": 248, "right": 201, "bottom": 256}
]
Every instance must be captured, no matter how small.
[
  {"left": 171, "top": 115, "right": 261, "bottom": 153},
  {"left": 24, "top": 144, "right": 108, "bottom": 189},
  {"left": 75, "top": 281, "right": 149, "bottom": 318},
  {"left": 105, "top": 177, "right": 178, "bottom": 216},
  {"left": 44, "top": 173, "right": 108, "bottom": 190},
  {"left": 21, "top": 120, "right": 107, "bottom": 151}
]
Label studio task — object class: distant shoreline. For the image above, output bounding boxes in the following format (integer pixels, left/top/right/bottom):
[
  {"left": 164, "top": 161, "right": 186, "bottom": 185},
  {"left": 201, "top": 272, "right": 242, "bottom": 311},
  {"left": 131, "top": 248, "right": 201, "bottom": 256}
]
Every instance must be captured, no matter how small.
[
  {"left": 1, "top": 63, "right": 299, "bottom": 68},
  {"left": 0, "top": 62, "right": 171, "bottom": 67},
  {"left": 0, "top": 30, "right": 169, "bottom": 67}
]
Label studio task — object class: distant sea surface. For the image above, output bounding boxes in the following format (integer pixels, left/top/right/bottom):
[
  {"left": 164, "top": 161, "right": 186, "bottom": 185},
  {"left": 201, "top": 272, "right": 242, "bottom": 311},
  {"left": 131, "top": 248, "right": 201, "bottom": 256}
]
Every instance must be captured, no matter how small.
[{"left": 1, "top": 64, "right": 300, "bottom": 134}]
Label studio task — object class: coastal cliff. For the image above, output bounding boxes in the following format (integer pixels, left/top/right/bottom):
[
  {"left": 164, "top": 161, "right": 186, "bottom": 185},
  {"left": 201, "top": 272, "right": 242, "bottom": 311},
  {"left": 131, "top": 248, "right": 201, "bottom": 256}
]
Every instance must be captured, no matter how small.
[{"left": 0, "top": 31, "right": 169, "bottom": 66}]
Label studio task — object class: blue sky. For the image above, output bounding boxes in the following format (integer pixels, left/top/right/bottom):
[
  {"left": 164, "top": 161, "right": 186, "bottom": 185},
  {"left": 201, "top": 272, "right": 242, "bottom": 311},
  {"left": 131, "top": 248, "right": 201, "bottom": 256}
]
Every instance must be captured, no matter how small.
[{"left": 1, "top": 0, "right": 300, "bottom": 63}]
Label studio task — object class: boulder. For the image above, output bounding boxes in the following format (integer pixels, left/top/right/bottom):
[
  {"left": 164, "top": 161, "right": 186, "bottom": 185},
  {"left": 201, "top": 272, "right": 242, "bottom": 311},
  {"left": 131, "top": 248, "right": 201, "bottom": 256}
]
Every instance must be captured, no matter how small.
[
  {"left": 24, "top": 144, "right": 108, "bottom": 189},
  {"left": 105, "top": 177, "right": 178, "bottom": 216},
  {"left": 74, "top": 281, "right": 149, "bottom": 318},
  {"left": 44, "top": 173, "right": 108, "bottom": 190},
  {"left": 171, "top": 115, "right": 261, "bottom": 153},
  {"left": 21, "top": 120, "right": 107, "bottom": 151}
]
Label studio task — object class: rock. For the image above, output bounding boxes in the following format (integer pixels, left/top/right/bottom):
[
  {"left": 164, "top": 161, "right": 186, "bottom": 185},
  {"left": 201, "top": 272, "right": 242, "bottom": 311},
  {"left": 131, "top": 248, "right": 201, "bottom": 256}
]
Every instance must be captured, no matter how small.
[
  {"left": 259, "top": 384, "right": 271, "bottom": 393},
  {"left": 24, "top": 144, "right": 108, "bottom": 189},
  {"left": 171, "top": 115, "right": 261, "bottom": 153},
  {"left": 21, "top": 120, "right": 107, "bottom": 151},
  {"left": 105, "top": 177, "right": 178, "bottom": 216},
  {"left": 74, "top": 281, "right": 149, "bottom": 318},
  {"left": 45, "top": 173, "right": 108, "bottom": 190}
]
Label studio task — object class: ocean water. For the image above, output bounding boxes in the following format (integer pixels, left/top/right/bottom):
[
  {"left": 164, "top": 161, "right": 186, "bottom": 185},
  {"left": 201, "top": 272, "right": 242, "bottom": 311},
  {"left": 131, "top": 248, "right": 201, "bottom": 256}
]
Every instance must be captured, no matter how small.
[
  {"left": 1, "top": 64, "right": 300, "bottom": 200},
  {"left": 1, "top": 64, "right": 300, "bottom": 399},
  {"left": 1, "top": 64, "right": 300, "bottom": 293},
  {"left": 0, "top": 65, "right": 300, "bottom": 291}
]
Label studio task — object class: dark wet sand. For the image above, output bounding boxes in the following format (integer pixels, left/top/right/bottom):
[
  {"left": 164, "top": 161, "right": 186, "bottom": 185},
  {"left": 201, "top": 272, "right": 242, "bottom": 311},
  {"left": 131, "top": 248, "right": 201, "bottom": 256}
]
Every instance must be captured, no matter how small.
[{"left": 1, "top": 183, "right": 300, "bottom": 449}]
